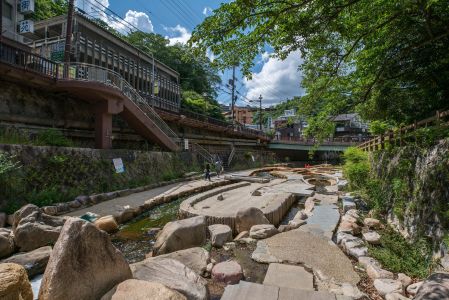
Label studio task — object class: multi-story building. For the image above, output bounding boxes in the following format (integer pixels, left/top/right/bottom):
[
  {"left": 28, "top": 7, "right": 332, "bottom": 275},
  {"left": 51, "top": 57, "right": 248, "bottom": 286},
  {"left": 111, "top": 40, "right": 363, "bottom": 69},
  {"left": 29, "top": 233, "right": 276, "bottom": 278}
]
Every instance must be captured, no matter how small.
[
  {"left": 223, "top": 105, "right": 255, "bottom": 125},
  {"left": 331, "top": 113, "right": 369, "bottom": 137}
]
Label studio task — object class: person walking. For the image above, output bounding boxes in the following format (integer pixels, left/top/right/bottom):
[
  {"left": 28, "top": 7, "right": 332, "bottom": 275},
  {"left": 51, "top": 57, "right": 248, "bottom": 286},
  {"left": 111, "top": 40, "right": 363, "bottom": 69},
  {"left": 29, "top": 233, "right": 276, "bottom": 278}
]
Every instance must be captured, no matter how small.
[
  {"left": 215, "top": 159, "right": 222, "bottom": 178},
  {"left": 204, "top": 163, "right": 211, "bottom": 181}
]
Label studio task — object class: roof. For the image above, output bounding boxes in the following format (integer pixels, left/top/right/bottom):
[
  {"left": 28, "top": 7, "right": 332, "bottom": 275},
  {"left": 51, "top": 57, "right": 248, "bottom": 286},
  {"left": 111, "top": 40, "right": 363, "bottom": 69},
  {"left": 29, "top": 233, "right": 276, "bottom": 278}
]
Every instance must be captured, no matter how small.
[{"left": 332, "top": 113, "right": 358, "bottom": 122}]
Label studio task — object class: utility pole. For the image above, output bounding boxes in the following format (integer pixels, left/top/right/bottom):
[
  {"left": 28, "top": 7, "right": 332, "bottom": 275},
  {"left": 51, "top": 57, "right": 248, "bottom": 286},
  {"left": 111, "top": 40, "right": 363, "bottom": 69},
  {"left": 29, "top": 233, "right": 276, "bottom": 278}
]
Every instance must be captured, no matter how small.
[
  {"left": 230, "top": 64, "right": 236, "bottom": 124},
  {"left": 0, "top": 0, "right": 3, "bottom": 44},
  {"left": 64, "top": 0, "right": 75, "bottom": 65},
  {"left": 259, "top": 94, "right": 263, "bottom": 131}
]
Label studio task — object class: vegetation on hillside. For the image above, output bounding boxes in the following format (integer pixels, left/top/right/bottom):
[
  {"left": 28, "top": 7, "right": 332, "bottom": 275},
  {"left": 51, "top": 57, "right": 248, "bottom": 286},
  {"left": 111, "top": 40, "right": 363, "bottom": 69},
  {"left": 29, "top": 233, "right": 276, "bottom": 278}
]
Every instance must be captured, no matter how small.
[{"left": 191, "top": 0, "right": 449, "bottom": 136}]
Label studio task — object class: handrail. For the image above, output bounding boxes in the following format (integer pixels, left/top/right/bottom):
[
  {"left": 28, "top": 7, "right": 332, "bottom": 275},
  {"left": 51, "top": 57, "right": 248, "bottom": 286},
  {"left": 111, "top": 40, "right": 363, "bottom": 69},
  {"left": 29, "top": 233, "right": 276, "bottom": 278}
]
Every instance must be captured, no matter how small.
[
  {"left": 227, "top": 144, "right": 236, "bottom": 167},
  {"left": 59, "top": 63, "right": 179, "bottom": 146},
  {"left": 191, "top": 143, "right": 214, "bottom": 163},
  {"left": 358, "top": 109, "right": 449, "bottom": 151}
]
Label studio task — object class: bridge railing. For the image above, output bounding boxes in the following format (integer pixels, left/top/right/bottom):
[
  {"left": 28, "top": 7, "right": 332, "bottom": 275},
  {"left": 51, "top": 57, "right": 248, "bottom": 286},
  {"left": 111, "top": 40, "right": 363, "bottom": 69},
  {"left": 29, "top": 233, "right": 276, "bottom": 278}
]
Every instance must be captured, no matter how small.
[
  {"left": 271, "top": 136, "right": 370, "bottom": 145},
  {"left": 59, "top": 63, "right": 180, "bottom": 147},
  {"left": 359, "top": 109, "right": 449, "bottom": 151}
]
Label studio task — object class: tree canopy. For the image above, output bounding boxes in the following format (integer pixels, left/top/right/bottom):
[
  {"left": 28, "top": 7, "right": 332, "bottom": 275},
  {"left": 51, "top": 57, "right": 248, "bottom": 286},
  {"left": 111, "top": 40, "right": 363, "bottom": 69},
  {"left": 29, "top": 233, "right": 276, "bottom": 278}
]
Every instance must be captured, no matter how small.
[{"left": 191, "top": 0, "right": 449, "bottom": 135}]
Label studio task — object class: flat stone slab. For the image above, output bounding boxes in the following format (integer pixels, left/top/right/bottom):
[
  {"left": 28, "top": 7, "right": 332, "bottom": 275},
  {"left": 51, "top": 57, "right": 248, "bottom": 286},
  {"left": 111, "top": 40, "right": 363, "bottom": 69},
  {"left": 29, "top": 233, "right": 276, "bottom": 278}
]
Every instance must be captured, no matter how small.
[
  {"left": 263, "top": 263, "right": 314, "bottom": 291},
  {"left": 263, "top": 230, "right": 360, "bottom": 285},
  {"left": 221, "top": 281, "right": 338, "bottom": 300},
  {"left": 299, "top": 204, "right": 340, "bottom": 240},
  {"left": 313, "top": 193, "right": 338, "bottom": 205}
]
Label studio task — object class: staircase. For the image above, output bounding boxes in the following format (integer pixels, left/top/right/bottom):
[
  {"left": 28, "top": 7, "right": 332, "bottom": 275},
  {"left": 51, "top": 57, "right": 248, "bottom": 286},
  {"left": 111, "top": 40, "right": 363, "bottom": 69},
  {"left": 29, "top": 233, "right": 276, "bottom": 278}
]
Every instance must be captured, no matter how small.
[{"left": 60, "top": 63, "right": 180, "bottom": 151}]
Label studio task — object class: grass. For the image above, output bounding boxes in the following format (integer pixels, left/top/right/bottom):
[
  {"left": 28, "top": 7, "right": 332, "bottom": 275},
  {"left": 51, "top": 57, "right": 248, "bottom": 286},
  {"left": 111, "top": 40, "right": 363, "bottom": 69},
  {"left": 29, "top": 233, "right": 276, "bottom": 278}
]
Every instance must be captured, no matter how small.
[{"left": 368, "top": 226, "right": 434, "bottom": 279}]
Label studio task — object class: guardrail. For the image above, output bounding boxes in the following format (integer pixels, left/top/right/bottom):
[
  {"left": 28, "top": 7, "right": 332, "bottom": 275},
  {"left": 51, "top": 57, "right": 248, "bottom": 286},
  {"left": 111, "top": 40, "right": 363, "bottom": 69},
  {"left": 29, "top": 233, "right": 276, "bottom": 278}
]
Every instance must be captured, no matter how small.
[
  {"left": 358, "top": 110, "right": 449, "bottom": 151},
  {"left": 271, "top": 136, "right": 370, "bottom": 145}
]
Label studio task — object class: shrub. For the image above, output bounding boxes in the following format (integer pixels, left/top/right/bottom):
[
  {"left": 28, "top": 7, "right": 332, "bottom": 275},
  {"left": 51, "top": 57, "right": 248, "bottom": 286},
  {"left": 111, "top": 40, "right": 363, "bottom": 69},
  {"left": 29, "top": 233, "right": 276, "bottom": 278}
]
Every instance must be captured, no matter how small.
[
  {"left": 36, "top": 129, "right": 73, "bottom": 147},
  {"left": 343, "top": 147, "right": 370, "bottom": 190},
  {"left": 368, "top": 226, "right": 434, "bottom": 278}
]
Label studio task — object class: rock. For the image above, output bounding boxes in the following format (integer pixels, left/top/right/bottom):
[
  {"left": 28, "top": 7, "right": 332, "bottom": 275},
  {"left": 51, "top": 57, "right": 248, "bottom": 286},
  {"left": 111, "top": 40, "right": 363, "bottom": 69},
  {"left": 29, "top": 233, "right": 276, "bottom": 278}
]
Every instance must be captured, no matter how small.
[
  {"left": 373, "top": 279, "right": 403, "bottom": 296},
  {"left": 345, "top": 209, "right": 360, "bottom": 219},
  {"left": 223, "top": 242, "right": 236, "bottom": 251},
  {"left": 113, "top": 207, "right": 135, "bottom": 224},
  {"left": 342, "top": 199, "right": 356, "bottom": 213},
  {"left": 6, "top": 214, "right": 14, "bottom": 226},
  {"left": 0, "top": 212, "right": 6, "bottom": 228},
  {"left": 217, "top": 194, "right": 224, "bottom": 200},
  {"left": 208, "top": 224, "right": 232, "bottom": 247},
  {"left": 363, "top": 231, "right": 381, "bottom": 245},
  {"left": 12, "top": 204, "right": 41, "bottom": 230},
  {"left": 39, "top": 218, "right": 132, "bottom": 300},
  {"left": 341, "top": 214, "right": 358, "bottom": 224},
  {"left": 278, "top": 223, "right": 302, "bottom": 233},
  {"left": 236, "top": 237, "right": 256, "bottom": 245},
  {"left": 251, "top": 241, "right": 282, "bottom": 264},
  {"left": 68, "top": 200, "right": 82, "bottom": 209},
  {"left": 0, "top": 263, "right": 33, "bottom": 300},
  {"left": 94, "top": 215, "right": 119, "bottom": 233},
  {"left": 287, "top": 219, "right": 307, "bottom": 228},
  {"left": 42, "top": 206, "right": 58, "bottom": 216},
  {"left": 0, "top": 228, "right": 14, "bottom": 259},
  {"left": 347, "top": 246, "right": 368, "bottom": 259},
  {"left": 336, "top": 232, "right": 356, "bottom": 245},
  {"left": 397, "top": 273, "right": 412, "bottom": 289},
  {"left": 74, "top": 195, "right": 90, "bottom": 206},
  {"left": 249, "top": 224, "right": 279, "bottom": 239},
  {"left": 292, "top": 210, "right": 308, "bottom": 221},
  {"left": 341, "top": 237, "right": 364, "bottom": 252},
  {"left": 366, "top": 264, "right": 394, "bottom": 280},
  {"left": 211, "top": 261, "right": 243, "bottom": 285},
  {"left": 2, "top": 246, "right": 52, "bottom": 278},
  {"left": 414, "top": 273, "right": 449, "bottom": 300},
  {"left": 146, "top": 228, "right": 161, "bottom": 238},
  {"left": 406, "top": 281, "right": 423, "bottom": 296},
  {"left": 131, "top": 258, "right": 208, "bottom": 300},
  {"left": 304, "top": 197, "right": 315, "bottom": 213},
  {"left": 148, "top": 247, "right": 210, "bottom": 276},
  {"left": 385, "top": 293, "right": 409, "bottom": 300},
  {"left": 235, "top": 207, "right": 270, "bottom": 233},
  {"left": 337, "top": 283, "right": 366, "bottom": 299},
  {"left": 153, "top": 216, "right": 207, "bottom": 256},
  {"left": 364, "top": 218, "right": 381, "bottom": 229},
  {"left": 234, "top": 231, "right": 249, "bottom": 241},
  {"left": 101, "top": 279, "right": 187, "bottom": 300},
  {"left": 358, "top": 256, "right": 381, "bottom": 269},
  {"left": 251, "top": 190, "right": 262, "bottom": 196},
  {"left": 338, "top": 220, "right": 361, "bottom": 235}
]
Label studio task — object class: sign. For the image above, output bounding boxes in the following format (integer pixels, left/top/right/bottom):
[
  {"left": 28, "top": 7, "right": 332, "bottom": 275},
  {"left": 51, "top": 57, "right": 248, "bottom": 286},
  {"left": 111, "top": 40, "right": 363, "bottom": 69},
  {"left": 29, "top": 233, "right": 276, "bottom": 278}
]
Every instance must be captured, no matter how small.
[
  {"left": 153, "top": 81, "right": 159, "bottom": 95},
  {"left": 112, "top": 158, "right": 125, "bottom": 173},
  {"left": 184, "top": 138, "right": 189, "bottom": 150},
  {"left": 19, "top": 20, "right": 34, "bottom": 34},
  {"left": 20, "top": 0, "right": 35, "bottom": 14}
]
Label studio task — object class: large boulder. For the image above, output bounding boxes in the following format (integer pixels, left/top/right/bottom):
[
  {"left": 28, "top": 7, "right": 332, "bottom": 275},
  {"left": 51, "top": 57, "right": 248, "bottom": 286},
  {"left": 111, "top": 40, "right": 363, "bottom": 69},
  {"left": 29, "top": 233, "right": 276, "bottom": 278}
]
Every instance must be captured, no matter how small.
[
  {"left": 38, "top": 218, "right": 132, "bottom": 300},
  {"left": 208, "top": 224, "right": 232, "bottom": 247},
  {"left": 0, "top": 263, "right": 33, "bottom": 300},
  {"left": 249, "top": 224, "right": 279, "bottom": 239},
  {"left": 13, "top": 206, "right": 66, "bottom": 252},
  {"left": 147, "top": 247, "right": 210, "bottom": 275},
  {"left": 414, "top": 273, "right": 449, "bottom": 300},
  {"left": 101, "top": 279, "right": 186, "bottom": 300},
  {"left": 131, "top": 258, "right": 208, "bottom": 300},
  {"left": 2, "top": 246, "right": 52, "bottom": 278},
  {"left": 0, "top": 228, "right": 14, "bottom": 259},
  {"left": 153, "top": 216, "right": 206, "bottom": 256},
  {"left": 235, "top": 207, "right": 270, "bottom": 233}
]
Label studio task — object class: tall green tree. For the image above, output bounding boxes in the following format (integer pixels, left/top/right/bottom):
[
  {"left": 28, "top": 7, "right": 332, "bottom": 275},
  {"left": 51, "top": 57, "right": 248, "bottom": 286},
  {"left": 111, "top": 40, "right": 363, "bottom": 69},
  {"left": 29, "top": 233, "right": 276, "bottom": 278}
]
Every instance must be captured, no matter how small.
[
  {"left": 32, "top": 0, "right": 67, "bottom": 21},
  {"left": 191, "top": 0, "right": 449, "bottom": 135}
]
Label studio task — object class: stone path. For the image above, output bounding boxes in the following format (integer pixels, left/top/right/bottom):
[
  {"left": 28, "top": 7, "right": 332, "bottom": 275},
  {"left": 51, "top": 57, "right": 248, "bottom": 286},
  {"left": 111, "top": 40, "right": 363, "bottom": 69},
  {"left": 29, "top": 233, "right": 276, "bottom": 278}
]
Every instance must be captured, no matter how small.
[
  {"left": 263, "top": 263, "right": 314, "bottom": 291},
  {"left": 65, "top": 178, "right": 227, "bottom": 218}
]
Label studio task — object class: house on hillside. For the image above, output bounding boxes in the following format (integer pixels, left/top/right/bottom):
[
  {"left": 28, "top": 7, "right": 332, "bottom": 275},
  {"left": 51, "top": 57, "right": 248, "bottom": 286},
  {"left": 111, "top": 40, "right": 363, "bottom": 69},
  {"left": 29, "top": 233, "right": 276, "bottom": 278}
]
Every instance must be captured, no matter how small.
[{"left": 331, "top": 113, "right": 369, "bottom": 138}]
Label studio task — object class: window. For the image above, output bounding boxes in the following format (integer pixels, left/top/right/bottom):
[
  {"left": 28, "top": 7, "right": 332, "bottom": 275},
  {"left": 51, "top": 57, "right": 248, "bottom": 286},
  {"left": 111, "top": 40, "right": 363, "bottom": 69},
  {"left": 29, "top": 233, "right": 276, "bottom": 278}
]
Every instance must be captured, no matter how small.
[{"left": 2, "top": 1, "right": 13, "bottom": 20}]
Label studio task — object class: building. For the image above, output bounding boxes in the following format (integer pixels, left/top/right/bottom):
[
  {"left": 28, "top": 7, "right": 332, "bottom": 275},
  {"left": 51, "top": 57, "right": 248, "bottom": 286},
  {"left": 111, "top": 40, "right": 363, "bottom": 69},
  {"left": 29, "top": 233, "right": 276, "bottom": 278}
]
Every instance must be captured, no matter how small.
[
  {"left": 331, "top": 113, "right": 368, "bottom": 137},
  {"left": 26, "top": 12, "right": 181, "bottom": 112},
  {"left": 223, "top": 105, "right": 255, "bottom": 125},
  {"left": 1, "top": 0, "right": 29, "bottom": 43}
]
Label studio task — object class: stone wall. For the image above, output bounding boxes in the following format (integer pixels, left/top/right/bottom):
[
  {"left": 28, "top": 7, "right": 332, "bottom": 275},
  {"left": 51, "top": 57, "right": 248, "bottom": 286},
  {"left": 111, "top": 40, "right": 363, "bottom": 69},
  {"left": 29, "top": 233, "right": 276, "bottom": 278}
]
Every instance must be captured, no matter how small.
[{"left": 368, "top": 138, "right": 449, "bottom": 247}]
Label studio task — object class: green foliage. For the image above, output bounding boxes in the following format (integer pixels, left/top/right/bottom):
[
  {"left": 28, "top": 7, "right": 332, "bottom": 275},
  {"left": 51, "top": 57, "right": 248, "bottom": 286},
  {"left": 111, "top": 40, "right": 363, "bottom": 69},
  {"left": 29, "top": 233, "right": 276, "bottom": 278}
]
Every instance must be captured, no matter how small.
[
  {"left": 0, "top": 128, "right": 32, "bottom": 145},
  {"left": 0, "top": 153, "right": 20, "bottom": 176},
  {"left": 36, "top": 129, "right": 73, "bottom": 147},
  {"left": 369, "top": 226, "right": 434, "bottom": 278},
  {"left": 32, "top": 0, "right": 67, "bottom": 21},
  {"left": 191, "top": 0, "right": 449, "bottom": 135},
  {"left": 182, "top": 90, "right": 225, "bottom": 120},
  {"left": 342, "top": 147, "right": 370, "bottom": 190},
  {"left": 369, "top": 121, "right": 390, "bottom": 135}
]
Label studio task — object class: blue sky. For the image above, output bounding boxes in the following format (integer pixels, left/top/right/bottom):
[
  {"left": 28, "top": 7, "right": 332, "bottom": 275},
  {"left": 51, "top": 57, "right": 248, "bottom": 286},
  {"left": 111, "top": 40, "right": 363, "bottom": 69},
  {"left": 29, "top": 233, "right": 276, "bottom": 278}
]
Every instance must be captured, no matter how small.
[{"left": 76, "top": 0, "right": 304, "bottom": 107}]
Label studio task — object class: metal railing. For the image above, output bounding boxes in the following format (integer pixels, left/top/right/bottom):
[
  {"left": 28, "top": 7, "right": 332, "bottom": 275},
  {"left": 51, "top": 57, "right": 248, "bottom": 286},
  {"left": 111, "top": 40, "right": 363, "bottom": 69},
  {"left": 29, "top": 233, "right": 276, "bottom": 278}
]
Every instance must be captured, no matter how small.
[
  {"left": 271, "top": 136, "right": 370, "bottom": 145},
  {"left": 59, "top": 63, "right": 180, "bottom": 146},
  {"left": 191, "top": 142, "right": 215, "bottom": 163}
]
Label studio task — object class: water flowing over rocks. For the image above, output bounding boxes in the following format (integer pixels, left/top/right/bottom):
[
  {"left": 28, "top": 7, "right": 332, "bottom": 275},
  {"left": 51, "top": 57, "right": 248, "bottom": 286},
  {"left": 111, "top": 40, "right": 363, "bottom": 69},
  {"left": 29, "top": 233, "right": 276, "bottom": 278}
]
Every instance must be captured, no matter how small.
[
  {"left": 38, "top": 217, "right": 132, "bottom": 300},
  {"left": 153, "top": 216, "right": 207, "bottom": 256},
  {"left": 2, "top": 246, "right": 52, "bottom": 277},
  {"left": 208, "top": 224, "right": 232, "bottom": 247},
  {"left": 0, "top": 263, "right": 33, "bottom": 300},
  {"left": 101, "top": 279, "right": 187, "bottom": 300},
  {"left": 130, "top": 258, "right": 208, "bottom": 300}
]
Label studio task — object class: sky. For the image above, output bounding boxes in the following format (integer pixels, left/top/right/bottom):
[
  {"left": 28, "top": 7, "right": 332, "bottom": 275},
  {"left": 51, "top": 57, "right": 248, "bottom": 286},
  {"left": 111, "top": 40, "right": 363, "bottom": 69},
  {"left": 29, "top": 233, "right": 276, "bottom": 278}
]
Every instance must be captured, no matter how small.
[{"left": 74, "top": 0, "right": 304, "bottom": 108}]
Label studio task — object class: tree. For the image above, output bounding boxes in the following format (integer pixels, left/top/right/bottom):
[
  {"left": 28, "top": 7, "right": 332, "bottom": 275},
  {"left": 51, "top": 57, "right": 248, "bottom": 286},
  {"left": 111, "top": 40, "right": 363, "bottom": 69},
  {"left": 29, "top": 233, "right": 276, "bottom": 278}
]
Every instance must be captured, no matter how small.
[
  {"left": 181, "top": 90, "right": 225, "bottom": 120},
  {"left": 191, "top": 0, "right": 449, "bottom": 136},
  {"left": 32, "top": 0, "right": 67, "bottom": 21}
]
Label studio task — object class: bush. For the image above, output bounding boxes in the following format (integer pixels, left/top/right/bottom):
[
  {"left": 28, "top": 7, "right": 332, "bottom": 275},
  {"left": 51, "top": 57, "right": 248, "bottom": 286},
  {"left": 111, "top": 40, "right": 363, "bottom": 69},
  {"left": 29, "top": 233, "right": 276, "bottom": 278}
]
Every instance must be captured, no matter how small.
[
  {"left": 369, "top": 226, "right": 434, "bottom": 278},
  {"left": 36, "top": 129, "right": 73, "bottom": 147},
  {"left": 343, "top": 147, "right": 370, "bottom": 190}
]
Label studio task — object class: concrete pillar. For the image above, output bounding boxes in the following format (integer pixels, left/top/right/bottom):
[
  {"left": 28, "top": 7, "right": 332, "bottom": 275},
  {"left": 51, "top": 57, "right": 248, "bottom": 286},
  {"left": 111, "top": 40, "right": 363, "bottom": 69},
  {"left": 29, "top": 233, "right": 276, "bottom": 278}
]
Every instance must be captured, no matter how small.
[{"left": 95, "top": 111, "right": 112, "bottom": 149}]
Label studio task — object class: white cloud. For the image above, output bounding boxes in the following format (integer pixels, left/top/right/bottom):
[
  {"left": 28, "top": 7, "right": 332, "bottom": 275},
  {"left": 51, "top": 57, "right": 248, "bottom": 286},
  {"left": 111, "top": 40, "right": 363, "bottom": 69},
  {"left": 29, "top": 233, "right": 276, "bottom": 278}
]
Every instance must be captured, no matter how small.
[
  {"left": 202, "top": 7, "right": 212, "bottom": 16},
  {"left": 244, "top": 51, "right": 304, "bottom": 106},
  {"left": 75, "top": 0, "right": 109, "bottom": 21},
  {"left": 110, "top": 10, "right": 153, "bottom": 34},
  {"left": 164, "top": 25, "right": 192, "bottom": 45}
]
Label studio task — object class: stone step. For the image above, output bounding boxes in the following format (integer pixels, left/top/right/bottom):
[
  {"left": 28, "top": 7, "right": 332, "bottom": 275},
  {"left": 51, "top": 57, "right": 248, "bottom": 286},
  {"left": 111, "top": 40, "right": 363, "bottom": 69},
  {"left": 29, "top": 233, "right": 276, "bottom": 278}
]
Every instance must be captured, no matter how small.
[
  {"left": 263, "top": 263, "right": 314, "bottom": 291},
  {"left": 221, "top": 281, "right": 339, "bottom": 300}
]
